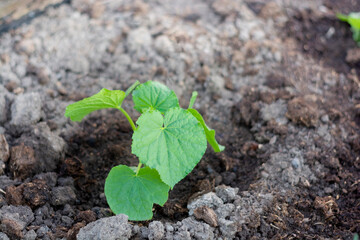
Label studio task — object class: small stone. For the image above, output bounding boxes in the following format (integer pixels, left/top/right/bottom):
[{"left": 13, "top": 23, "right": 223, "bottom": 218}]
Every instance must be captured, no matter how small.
[
  {"left": 65, "top": 54, "right": 89, "bottom": 74},
  {"left": 9, "top": 144, "right": 38, "bottom": 180},
  {"left": 208, "top": 75, "right": 225, "bottom": 95},
  {"left": 5, "top": 185, "right": 24, "bottom": 205},
  {"left": 215, "top": 203, "right": 235, "bottom": 219},
  {"left": 24, "top": 229, "right": 37, "bottom": 240},
  {"left": 62, "top": 204, "right": 75, "bottom": 217},
  {"left": 0, "top": 161, "right": 5, "bottom": 175},
  {"left": 90, "top": 1, "right": 105, "bottom": 18},
  {"left": 321, "top": 114, "right": 329, "bottom": 123},
  {"left": 16, "top": 39, "right": 35, "bottom": 55},
  {"left": 77, "top": 214, "right": 132, "bottom": 240},
  {"left": 264, "top": 73, "right": 287, "bottom": 89},
  {"left": 0, "top": 176, "right": 20, "bottom": 189},
  {"left": 76, "top": 210, "right": 96, "bottom": 223},
  {"left": 221, "top": 171, "right": 236, "bottom": 185},
  {"left": 91, "top": 207, "right": 112, "bottom": 219},
  {"left": 127, "top": 27, "right": 152, "bottom": 52},
  {"left": 154, "top": 35, "right": 174, "bottom": 56},
  {"left": 260, "top": 99, "right": 288, "bottom": 124},
  {"left": 0, "top": 218, "right": 24, "bottom": 239},
  {"left": 193, "top": 206, "right": 218, "bottom": 227},
  {"left": 0, "top": 232, "right": 10, "bottom": 240},
  {"left": 72, "top": 0, "right": 105, "bottom": 18},
  {"left": 291, "top": 157, "right": 301, "bottom": 169},
  {"left": 148, "top": 221, "right": 165, "bottom": 240},
  {"left": 57, "top": 177, "right": 75, "bottom": 187},
  {"left": 218, "top": 218, "right": 238, "bottom": 239},
  {"left": 10, "top": 92, "right": 42, "bottom": 127},
  {"left": 51, "top": 186, "right": 76, "bottom": 206},
  {"left": 34, "top": 172, "right": 58, "bottom": 187},
  {"left": 259, "top": 1, "right": 284, "bottom": 19},
  {"left": 67, "top": 221, "right": 86, "bottom": 240},
  {"left": 187, "top": 192, "right": 224, "bottom": 215},
  {"left": 0, "top": 96, "right": 6, "bottom": 124},
  {"left": 22, "top": 179, "right": 51, "bottom": 208},
  {"left": 18, "top": 123, "right": 66, "bottom": 172},
  {"left": 212, "top": 0, "right": 240, "bottom": 16},
  {"left": 346, "top": 48, "right": 360, "bottom": 64},
  {"left": 0, "top": 205, "right": 34, "bottom": 239},
  {"left": 36, "top": 225, "right": 50, "bottom": 238},
  {"left": 286, "top": 97, "right": 319, "bottom": 127},
  {"left": 0, "top": 135, "right": 10, "bottom": 163},
  {"left": 174, "top": 229, "right": 191, "bottom": 240},
  {"left": 27, "top": 64, "right": 51, "bottom": 85},
  {"left": 4, "top": 80, "right": 19, "bottom": 93},
  {"left": 140, "top": 226, "right": 150, "bottom": 239},
  {"left": 56, "top": 81, "right": 67, "bottom": 95},
  {"left": 61, "top": 216, "right": 74, "bottom": 227},
  {"left": 0, "top": 195, "right": 6, "bottom": 208},
  {"left": 179, "top": 217, "right": 215, "bottom": 240},
  {"left": 215, "top": 185, "right": 239, "bottom": 202},
  {"left": 165, "top": 223, "right": 174, "bottom": 232}
]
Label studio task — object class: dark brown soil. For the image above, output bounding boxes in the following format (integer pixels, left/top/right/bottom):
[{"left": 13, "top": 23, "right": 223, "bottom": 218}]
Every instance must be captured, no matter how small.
[
  {"left": 271, "top": 3, "right": 360, "bottom": 238},
  {"left": 1, "top": 0, "right": 360, "bottom": 239},
  {"left": 286, "top": 8, "right": 360, "bottom": 75},
  {"left": 63, "top": 108, "right": 266, "bottom": 223}
]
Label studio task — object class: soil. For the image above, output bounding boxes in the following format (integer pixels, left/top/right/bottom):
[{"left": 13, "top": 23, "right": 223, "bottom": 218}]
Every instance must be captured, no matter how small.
[{"left": 0, "top": 0, "right": 359, "bottom": 239}]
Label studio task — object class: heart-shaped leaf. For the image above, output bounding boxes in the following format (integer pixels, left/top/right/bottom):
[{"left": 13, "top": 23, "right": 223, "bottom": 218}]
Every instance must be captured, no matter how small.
[
  {"left": 132, "top": 81, "right": 179, "bottom": 114},
  {"left": 65, "top": 89, "right": 125, "bottom": 121},
  {"left": 104, "top": 165, "right": 169, "bottom": 221},
  {"left": 132, "top": 108, "right": 207, "bottom": 187}
]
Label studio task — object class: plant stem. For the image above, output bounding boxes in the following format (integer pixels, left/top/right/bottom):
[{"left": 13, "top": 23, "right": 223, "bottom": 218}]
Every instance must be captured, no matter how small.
[
  {"left": 188, "top": 91, "right": 198, "bottom": 109},
  {"left": 117, "top": 107, "right": 142, "bottom": 172},
  {"left": 135, "top": 163, "right": 142, "bottom": 176},
  {"left": 117, "top": 107, "right": 136, "bottom": 131}
]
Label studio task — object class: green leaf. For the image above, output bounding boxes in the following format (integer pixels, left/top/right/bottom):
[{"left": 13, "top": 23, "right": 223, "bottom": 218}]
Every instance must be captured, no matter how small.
[
  {"left": 132, "top": 108, "right": 207, "bottom": 188},
  {"left": 336, "top": 13, "right": 349, "bottom": 22},
  {"left": 132, "top": 81, "right": 179, "bottom": 114},
  {"left": 104, "top": 165, "right": 169, "bottom": 221},
  {"left": 188, "top": 109, "right": 225, "bottom": 152},
  {"left": 348, "top": 12, "right": 360, "bottom": 29},
  {"left": 65, "top": 89, "right": 125, "bottom": 122}
]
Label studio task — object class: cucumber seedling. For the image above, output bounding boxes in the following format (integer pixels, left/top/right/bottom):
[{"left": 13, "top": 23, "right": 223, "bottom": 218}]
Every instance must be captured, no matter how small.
[
  {"left": 337, "top": 12, "right": 360, "bottom": 45},
  {"left": 64, "top": 81, "right": 224, "bottom": 220}
]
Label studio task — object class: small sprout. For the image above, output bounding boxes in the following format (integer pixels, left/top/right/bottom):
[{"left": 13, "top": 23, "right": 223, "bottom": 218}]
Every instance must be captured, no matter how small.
[
  {"left": 337, "top": 12, "right": 360, "bottom": 45},
  {"left": 64, "top": 80, "right": 224, "bottom": 220}
]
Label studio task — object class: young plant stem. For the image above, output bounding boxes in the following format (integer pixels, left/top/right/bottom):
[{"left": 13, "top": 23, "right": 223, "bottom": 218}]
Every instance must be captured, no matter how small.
[
  {"left": 188, "top": 91, "right": 198, "bottom": 109},
  {"left": 117, "top": 107, "right": 136, "bottom": 131},
  {"left": 117, "top": 107, "right": 143, "bottom": 174},
  {"left": 135, "top": 163, "right": 142, "bottom": 176}
]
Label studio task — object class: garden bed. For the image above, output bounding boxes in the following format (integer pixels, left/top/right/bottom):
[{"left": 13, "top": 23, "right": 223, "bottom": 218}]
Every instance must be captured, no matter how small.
[{"left": 0, "top": 0, "right": 359, "bottom": 239}]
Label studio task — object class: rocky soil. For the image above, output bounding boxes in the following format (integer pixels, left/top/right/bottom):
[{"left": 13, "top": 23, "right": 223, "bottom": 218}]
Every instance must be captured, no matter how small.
[{"left": 0, "top": 0, "right": 359, "bottom": 239}]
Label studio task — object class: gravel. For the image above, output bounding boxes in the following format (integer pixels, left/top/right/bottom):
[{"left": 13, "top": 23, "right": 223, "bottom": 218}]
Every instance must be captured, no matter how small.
[
  {"left": 187, "top": 192, "right": 224, "bottom": 215},
  {"left": 50, "top": 186, "right": 77, "bottom": 206},
  {"left": 148, "top": 221, "right": 165, "bottom": 240},
  {"left": 0, "top": 96, "right": 6, "bottom": 124},
  {"left": 10, "top": 92, "right": 42, "bottom": 128},
  {"left": 0, "top": 135, "right": 9, "bottom": 163},
  {"left": 77, "top": 214, "right": 132, "bottom": 240},
  {"left": 0, "top": 0, "right": 352, "bottom": 238}
]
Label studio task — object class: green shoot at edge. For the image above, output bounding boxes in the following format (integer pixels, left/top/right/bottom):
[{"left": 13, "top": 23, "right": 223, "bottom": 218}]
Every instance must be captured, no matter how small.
[
  {"left": 64, "top": 80, "right": 225, "bottom": 221},
  {"left": 337, "top": 12, "right": 360, "bottom": 45}
]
